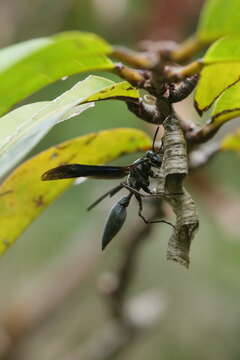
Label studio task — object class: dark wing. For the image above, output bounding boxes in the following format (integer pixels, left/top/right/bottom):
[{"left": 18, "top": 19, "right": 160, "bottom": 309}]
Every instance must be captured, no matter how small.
[{"left": 41, "top": 164, "right": 130, "bottom": 181}]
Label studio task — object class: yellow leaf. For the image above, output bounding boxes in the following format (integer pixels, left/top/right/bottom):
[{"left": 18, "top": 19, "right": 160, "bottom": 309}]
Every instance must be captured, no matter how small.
[
  {"left": 211, "top": 81, "right": 240, "bottom": 124},
  {"left": 0, "top": 128, "right": 151, "bottom": 255},
  {"left": 194, "top": 63, "right": 240, "bottom": 114}
]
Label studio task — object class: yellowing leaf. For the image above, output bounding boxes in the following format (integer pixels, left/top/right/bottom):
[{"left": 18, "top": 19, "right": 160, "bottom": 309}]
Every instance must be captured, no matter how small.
[
  {"left": 221, "top": 129, "right": 240, "bottom": 151},
  {"left": 197, "top": 0, "right": 240, "bottom": 42},
  {"left": 0, "top": 128, "right": 151, "bottom": 255},
  {"left": 211, "top": 81, "right": 240, "bottom": 123},
  {"left": 194, "top": 63, "right": 240, "bottom": 114},
  {"left": 83, "top": 81, "right": 139, "bottom": 103},
  {"left": 0, "top": 31, "right": 114, "bottom": 115}
]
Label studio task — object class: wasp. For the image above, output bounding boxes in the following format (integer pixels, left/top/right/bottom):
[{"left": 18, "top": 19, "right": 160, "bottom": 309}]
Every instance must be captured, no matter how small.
[{"left": 42, "top": 128, "right": 175, "bottom": 249}]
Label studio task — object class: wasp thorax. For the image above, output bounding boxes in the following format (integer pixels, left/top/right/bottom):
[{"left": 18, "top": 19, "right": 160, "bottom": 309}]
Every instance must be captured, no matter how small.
[{"left": 145, "top": 150, "right": 162, "bottom": 167}]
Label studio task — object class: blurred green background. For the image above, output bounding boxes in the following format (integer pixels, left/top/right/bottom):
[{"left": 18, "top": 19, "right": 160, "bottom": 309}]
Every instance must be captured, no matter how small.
[{"left": 0, "top": 1, "right": 240, "bottom": 359}]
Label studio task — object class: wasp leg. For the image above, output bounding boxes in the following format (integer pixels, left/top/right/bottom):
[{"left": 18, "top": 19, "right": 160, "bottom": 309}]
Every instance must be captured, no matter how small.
[
  {"left": 135, "top": 194, "right": 176, "bottom": 231},
  {"left": 87, "top": 184, "right": 124, "bottom": 211},
  {"left": 152, "top": 126, "right": 160, "bottom": 152},
  {"left": 121, "top": 183, "right": 183, "bottom": 198},
  {"left": 121, "top": 183, "right": 166, "bottom": 198}
]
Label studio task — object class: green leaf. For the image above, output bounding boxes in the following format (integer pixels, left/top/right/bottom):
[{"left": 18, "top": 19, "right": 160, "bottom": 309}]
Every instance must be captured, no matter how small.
[
  {"left": 221, "top": 129, "right": 240, "bottom": 151},
  {"left": 0, "top": 31, "right": 114, "bottom": 115},
  {"left": 203, "top": 37, "right": 240, "bottom": 63},
  {"left": 211, "top": 81, "right": 240, "bottom": 123},
  {"left": 0, "top": 128, "right": 151, "bottom": 255},
  {"left": 197, "top": 0, "right": 240, "bottom": 42},
  {"left": 0, "top": 76, "right": 139, "bottom": 178},
  {"left": 0, "top": 38, "right": 51, "bottom": 71},
  {"left": 194, "top": 63, "right": 240, "bottom": 114},
  {"left": 195, "top": 37, "right": 240, "bottom": 114}
]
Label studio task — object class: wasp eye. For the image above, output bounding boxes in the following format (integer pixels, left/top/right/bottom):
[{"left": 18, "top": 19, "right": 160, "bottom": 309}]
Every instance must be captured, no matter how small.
[{"left": 146, "top": 150, "right": 154, "bottom": 157}]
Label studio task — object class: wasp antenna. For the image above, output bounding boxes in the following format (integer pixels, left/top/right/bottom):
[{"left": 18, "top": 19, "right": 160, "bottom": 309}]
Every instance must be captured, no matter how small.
[{"left": 152, "top": 126, "right": 160, "bottom": 152}]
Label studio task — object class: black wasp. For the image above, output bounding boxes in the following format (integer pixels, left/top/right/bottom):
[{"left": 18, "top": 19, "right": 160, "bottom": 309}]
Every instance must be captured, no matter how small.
[{"left": 41, "top": 128, "right": 174, "bottom": 249}]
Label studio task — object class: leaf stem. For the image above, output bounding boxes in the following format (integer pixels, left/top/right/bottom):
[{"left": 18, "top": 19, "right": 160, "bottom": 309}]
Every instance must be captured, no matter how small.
[
  {"left": 114, "top": 63, "right": 147, "bottom": 87},
  {"left": 170, "top": 36, "right": 205, "bottom": 63},
  {"left": 112, "top": 46, "right": 157, "bottom": 69},
  {"left": 165, "top": 60, "right": 203, "bottom": 81}
]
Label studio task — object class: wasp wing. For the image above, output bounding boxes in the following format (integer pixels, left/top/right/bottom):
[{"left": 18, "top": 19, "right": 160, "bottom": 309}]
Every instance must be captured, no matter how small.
[{"left": 41, "top": 164, "right": 130, "bottom": 181}]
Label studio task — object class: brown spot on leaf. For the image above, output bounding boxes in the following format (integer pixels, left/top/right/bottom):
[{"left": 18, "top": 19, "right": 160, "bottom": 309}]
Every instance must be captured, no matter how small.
[
  {"left": 50, "top": 152, "right": 59, "bottom": 160},
  {"left": 2, "top": 239, "right": 10, "bottom": 248},
  {"left": 56, "top": 144, "right": 69, "bottom": 150},
  {"left": 84, "top": 134, "right": 98, "bottom": 145},
  {"left": 34, "top": 195, "right": 45, "bottom": 208},
  {"left": 129, "top": 136, "right": 137, "bottom": 143},
  {"left": 0, "top": 190, "right": 13, "bottom": 197},
  {"left": 99, "top": 86, "right": 115, "bottom": 94},
  {"left": 118, "top": 151, "right": 128, "bottom": 158}
]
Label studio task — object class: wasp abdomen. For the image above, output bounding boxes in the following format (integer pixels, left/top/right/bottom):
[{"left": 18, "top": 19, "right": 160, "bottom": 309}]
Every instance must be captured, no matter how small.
[{"left": 102, "top": 195, "right": 131, "bottom": 250}]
